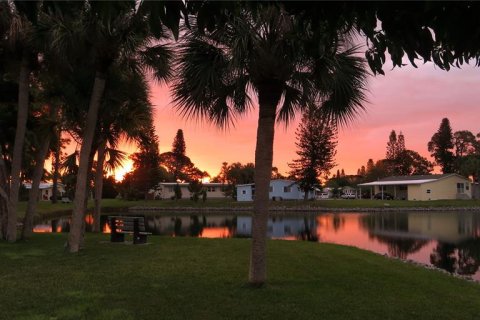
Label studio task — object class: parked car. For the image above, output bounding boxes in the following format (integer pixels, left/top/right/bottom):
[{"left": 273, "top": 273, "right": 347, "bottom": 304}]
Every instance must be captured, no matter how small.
[{"left": 373, "top": 192, "right": 394, "bottom": 200}]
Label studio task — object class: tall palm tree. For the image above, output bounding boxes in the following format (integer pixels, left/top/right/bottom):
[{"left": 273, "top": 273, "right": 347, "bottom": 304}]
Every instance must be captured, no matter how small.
[
  {"left": 1, "top": 1, "right": 40, "bottom": 242},
  {"left": 21, "top": 104, "right": 59, "bottom": 239},
  {"left": 173, "top": 5, "right": 368, "bottom": 285},
  {"left": 44, "top": 1, "right": 177, "bottom": 252},
  {"left": 92, "top": 67, "right": 152, "bottom": 232}
]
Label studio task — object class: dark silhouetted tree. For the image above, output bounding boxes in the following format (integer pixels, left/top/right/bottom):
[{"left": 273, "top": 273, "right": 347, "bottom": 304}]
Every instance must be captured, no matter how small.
[
  {"left": 161, "top": 130, "right": 207, "bottom": 182},
  {"left": 386, "top": 130, "right": 398, "bottom": 160},
  {"left": 288, "top": 112, "right": 337, "bottom": 200},
  {"left": 428, "top": 118, "right": 455, "bottom": 173}
]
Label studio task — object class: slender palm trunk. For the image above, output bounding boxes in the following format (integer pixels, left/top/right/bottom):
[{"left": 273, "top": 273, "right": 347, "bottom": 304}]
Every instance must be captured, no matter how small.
[
  {"left": 0, "top": 145, "right": 8, "bottom": 239},
  {"left": 93, "top": 140, "right": 106, "bottom": 232},
  {"left": 80, "top": 150, "right": 96, "bottom": 248},
  {"left": 67, "top": 72, "right": 106, "bottom": 252},
  {"left": 249, "top": 83, "right": 282, "bottom": 286},
  {"left": 21, "top": 135, "right": 52, "bottom": 239},
  {"left": 52, "top": 126, "right": 61, "bottom": 204},
  {"left": 6, "top": 53, "right": 30, "bottom": 243}
]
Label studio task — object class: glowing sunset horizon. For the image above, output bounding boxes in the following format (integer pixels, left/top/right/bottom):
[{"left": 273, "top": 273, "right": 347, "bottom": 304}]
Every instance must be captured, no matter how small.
[{"left": 106, "top": 61, "right": 480, "bottom": 181}]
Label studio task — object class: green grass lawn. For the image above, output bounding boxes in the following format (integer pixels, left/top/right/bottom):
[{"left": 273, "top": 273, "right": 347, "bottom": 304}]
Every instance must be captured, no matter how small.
[
  {"left": 1, "top": 234, "right": 479, "bottom": 319},
  {"left": 17, "top": 198, "right": 480, "bottom": 219}
]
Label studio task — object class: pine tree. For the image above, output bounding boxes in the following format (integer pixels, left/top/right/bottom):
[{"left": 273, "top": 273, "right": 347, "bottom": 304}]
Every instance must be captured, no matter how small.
[
  {"left": 288, "top": 112, "right": 337, "bottom": 200},
  {"left": 366, "top": 159, "right": 375, "bottom": 173},
  {"left": 360, "top": 166, "right": 366, "bottom": 176},
  {"left": 428, "top": 118, "right": 455, "bottom": 173},
  {"left": 397, "top": 131, "right": 406, "bottom": 153},
  {"left": 160, "top": 129, "right": 207, "bottom": 182},
  {"left": 123, "top": 123, "right": 163, "bottom": 199},
  {"left": 386, "top": 130, "right": 397, "bottom": 160},
  {"left": 172, "top": 129, "right": 186, "bottom": 156}
]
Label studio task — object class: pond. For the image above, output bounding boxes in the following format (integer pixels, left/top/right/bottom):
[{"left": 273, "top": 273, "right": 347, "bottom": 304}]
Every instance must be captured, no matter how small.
[{"left": 34, "top": 211, "right": 480, "bottom": 281}]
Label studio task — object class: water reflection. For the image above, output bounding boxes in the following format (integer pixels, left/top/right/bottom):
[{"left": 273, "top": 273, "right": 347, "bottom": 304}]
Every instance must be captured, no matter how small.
[
  {"left": 34, "top": 211, "right": 480, "bottom": 280},
  {"left": 237, "top": 215, "right": 318, "bottom": 241}
]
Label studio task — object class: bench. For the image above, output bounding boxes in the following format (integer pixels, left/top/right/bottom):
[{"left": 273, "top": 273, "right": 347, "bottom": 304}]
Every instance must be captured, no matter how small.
[{"left": 109, "top": 216, "right": 151, "bottom": 244}]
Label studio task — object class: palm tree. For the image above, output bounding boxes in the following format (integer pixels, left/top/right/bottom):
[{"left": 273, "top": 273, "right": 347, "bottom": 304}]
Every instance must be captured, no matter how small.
[
  {"left": 1, "top": 1, "right": 40, "bottom": 242},
  {"left": 92, "top": 67, "right": 152, "bottom": 232},
  {"left": 21, "top": 104, "right": 59, "bottom": 239},
  {"left": 173, "top": 5, "right": 368, "bottom": 285},
  {"left": 44, "top": 1, "right": 177, "bottom": 252}
]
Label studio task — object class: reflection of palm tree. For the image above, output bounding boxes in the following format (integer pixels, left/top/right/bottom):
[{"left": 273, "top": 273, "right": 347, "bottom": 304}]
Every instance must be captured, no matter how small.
[
  {"left": 174, "top": 218, "right": 183, "bottom": 237},
  {"left": 430, "top": 242, "right": 457, "bottom": 273},
  {"left": 190, "top": 215, "right": 203, "bottom": 237},
  {"left": 173, "top": 6, "right": 368, "bottom": 285},
  {"left": 332, "top": 214, "right": 345, "bottom": 233},
  {"left": 375, "top": 236, "right": 429, "bottom": 259},
  {"left": 456, "top": 238, "right": 480, "bottom": 275},
  {"left": 299, "top": 217, "right": 318, "bottom": 242}
]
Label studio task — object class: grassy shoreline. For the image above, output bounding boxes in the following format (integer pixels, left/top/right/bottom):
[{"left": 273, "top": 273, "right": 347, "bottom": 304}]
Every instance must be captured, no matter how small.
[
  {"left": 1, "top": 233, "right": 479, "bottom": 319},
  {"left": 17, "top": 198, "right": 480, "bottom": 220}
]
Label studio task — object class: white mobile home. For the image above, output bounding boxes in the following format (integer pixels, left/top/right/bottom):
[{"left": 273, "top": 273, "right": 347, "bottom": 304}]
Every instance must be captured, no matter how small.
[
  {"left": 23, "top": 182, "right": 66, "bottom": 201},
  {"left": 358, "top": 174, "right": 472, "bottom": 201},
  {"left": 152, "top": 182, "right": 227, "bottom": 200},
  {"left": 236, "top": 179, "right": 313, "bottom": 201}
]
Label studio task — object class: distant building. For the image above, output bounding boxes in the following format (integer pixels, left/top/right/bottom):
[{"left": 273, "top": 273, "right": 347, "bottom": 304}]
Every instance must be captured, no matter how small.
[
  {"left": 151, "top": 182, "right": 228, "bottom": 200},
  {"left": 236, "top": 179, "right": 314, "bottom": 201},
  {"left": 358, "top": 174, "right": 472, "bottom": 201},
  {"left": 23, "top": 182, "right": 66, "bottom": 201}
]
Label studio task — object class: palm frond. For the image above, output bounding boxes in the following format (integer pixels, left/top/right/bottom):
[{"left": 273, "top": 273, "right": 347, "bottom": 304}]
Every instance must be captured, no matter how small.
[
  {"left": 319, "top": 47, "right": 369, "bottom": 127},
  {"left": 104, "top": 147, "right": 127, "bottom": 172},
  {"left": 138, "top": 43, "right": 173, "bottom": 83},
  {"left": 173, "top": 32, "right": 246, "bottom": 128}
]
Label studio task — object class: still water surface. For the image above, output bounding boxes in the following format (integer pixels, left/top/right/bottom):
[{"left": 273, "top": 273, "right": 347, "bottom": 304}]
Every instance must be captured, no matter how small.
[{"left": 35, "top": 211, "right": 480, "bottom": 281}]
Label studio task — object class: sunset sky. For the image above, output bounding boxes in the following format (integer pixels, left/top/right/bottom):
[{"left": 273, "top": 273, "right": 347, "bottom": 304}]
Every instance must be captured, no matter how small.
[{"left": 115, "top": 61, "right": 480, "bottom": 181}]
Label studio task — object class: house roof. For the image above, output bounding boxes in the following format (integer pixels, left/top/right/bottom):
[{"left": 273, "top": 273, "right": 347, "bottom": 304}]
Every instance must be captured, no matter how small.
[
  {"left": 236, "top": 183, "right": 255, "bottom": 187},
  {"left": 23, "top": 182, "right": 64, "bottom": 190},
  {"left": 358, "top": 174, "right": 468, "bottom": 187},
  {"left": 159, "top": 182, "right": 226, "bottom": 187},
  {"left": 237, "top": 179, "right": 298, "bottom": 188}
]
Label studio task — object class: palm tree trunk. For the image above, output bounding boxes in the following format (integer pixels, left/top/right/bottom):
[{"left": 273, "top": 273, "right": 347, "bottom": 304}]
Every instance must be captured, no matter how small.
[
  {"left": 0, "top": 145, "right": 8, "bottom": 239},
  {"left": 93, "top": 140, "right": 106, "bottom": 233},
  {"left": 51, "top": 126, "right": 61, "bottom": 204},
  {"left": 21, "top": 135, "right": 52, "bottom": 239},
  {"left": 6, "top": 53, "right": 30, "bottom": 243},
  {"left": 249, "top": 83, "right": 282, "bottom": 286},
  {"left": 67, "top": 72, "right": 106, "bottom": 252},
  {"left": 80, "top": 150, "right": 96, "bottom": 248}
]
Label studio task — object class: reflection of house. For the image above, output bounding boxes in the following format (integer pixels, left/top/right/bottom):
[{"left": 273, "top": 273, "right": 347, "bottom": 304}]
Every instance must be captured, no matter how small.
[
  {"left": 151, "top": 183, "right": 227, "bottom": 200},
  {"left": 236, "top": 216, "right": 317, "bottom": 239},
  {"left": 363, "top": 212, "right": 476, "bottom": 243},
  {"left": 144, "top": 215, "right": 236, "bottom": 236},
  {"left": 23, "top": 182, "right": 66, "bottom": 201},
  {"left": 358, "top": 174, "right": 472, "bottom": 200},
  {"left": 236, "top": 179, "right": 313, "bottom": 202}
]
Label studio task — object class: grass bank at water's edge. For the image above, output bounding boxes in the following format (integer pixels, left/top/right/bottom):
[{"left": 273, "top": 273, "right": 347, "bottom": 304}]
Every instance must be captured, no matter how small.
[
  {"left": 16, "top": 198, "right": 480, "bottom": 220},
  {"left": 0, "top": 233, "right": 479, "bottom": 320}
]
